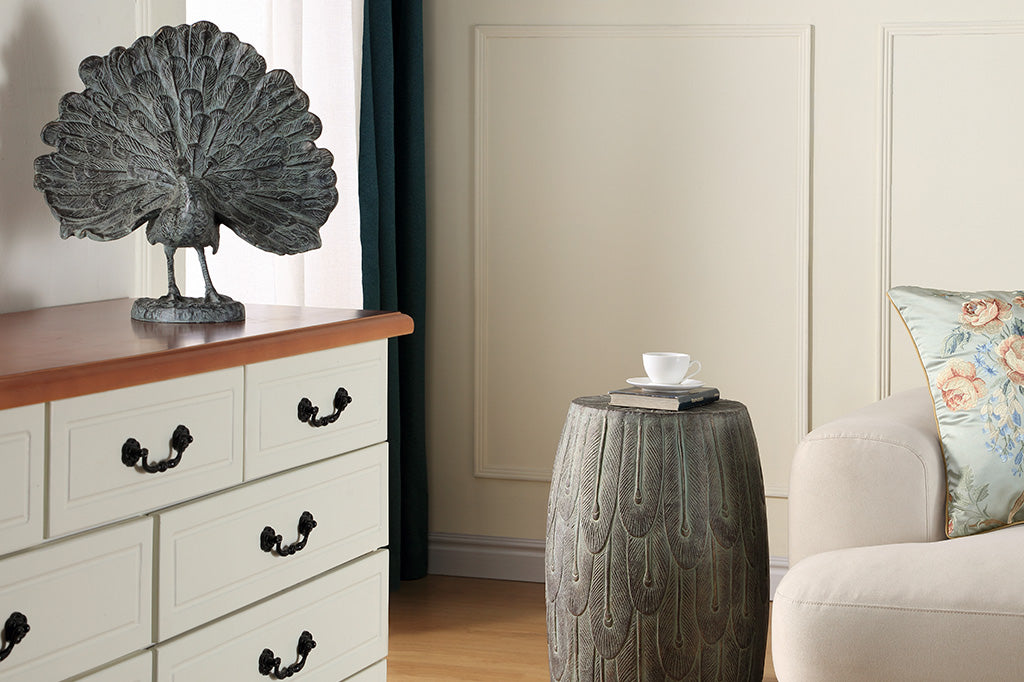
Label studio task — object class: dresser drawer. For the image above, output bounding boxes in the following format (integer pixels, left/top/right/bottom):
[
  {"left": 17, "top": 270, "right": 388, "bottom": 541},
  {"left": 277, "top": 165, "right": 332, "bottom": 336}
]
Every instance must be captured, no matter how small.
[
  {"left": 49, "top": 368, "right": 244, "bottom": 536},
  {"left": 156, "top": 444, "right": 388, "bottom": 639},
  {"left": 156, "top": 550, "right": 388, "bottom": 682},
  {"left": 0, "top": 518, "right": 152, "bottom": 681},
  {"left": 0, "top": 405, "right": 44, "bottom": 556},
  {"left": 244, "top": 341, "right": 387, "bottom": 479},
  {"left": 76, "top": 651, "right": 153, "bottom": 681}
]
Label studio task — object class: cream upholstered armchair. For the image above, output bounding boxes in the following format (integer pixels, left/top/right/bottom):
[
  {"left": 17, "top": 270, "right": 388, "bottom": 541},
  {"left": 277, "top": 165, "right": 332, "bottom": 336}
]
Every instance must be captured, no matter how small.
[{"left": 771, "top": 387, "right": 1024, "bottom": 681}]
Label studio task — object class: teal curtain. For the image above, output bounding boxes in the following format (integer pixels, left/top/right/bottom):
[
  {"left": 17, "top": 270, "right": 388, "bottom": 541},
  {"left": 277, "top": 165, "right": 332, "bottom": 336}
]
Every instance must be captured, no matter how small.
[{"left": 358, "top": 0, "right": 427, "bottom": 584}]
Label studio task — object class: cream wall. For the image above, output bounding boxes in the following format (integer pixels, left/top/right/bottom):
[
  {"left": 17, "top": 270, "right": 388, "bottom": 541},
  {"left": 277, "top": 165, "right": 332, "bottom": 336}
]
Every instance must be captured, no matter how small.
[
  {"left": 423, "top": 0, "right": 1024, "bottom": 562},
  {"left": 0, "top": 0, "right": 184, "bottom": 315}
]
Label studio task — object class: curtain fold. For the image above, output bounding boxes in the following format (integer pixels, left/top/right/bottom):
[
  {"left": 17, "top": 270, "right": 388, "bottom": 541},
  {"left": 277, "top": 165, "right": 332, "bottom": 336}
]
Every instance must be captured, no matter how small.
[{"left": 358, "top": 0, "right": 428, "bottom": 585}]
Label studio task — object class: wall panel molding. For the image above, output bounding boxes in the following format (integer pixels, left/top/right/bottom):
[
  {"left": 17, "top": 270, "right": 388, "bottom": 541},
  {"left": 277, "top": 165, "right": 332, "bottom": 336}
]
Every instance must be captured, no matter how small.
[
  {"left": 133, "top": 0, "right": 152, "bottom": 34},
  {"left": 473, "top": 24, "right": 812, "bottom": 484},
  {"left": 876, "top": 22, "right": 1024, "bottom": 399}
]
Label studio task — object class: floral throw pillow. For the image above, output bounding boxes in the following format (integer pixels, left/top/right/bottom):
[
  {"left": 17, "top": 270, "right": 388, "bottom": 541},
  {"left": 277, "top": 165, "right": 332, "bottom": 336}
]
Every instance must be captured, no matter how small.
[{"left": 889, "top": 285, "right": 1024, "bottom": 538}]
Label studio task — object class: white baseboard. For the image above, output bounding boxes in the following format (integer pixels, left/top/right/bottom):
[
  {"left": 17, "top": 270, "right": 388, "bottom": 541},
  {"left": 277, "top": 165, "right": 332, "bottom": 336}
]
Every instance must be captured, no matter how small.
[
  {"left": 429, "top": 532, "right": 545, "bottom": 583},
  {"left": 429, "top": 532, "right": 790, "bottom": 599}
]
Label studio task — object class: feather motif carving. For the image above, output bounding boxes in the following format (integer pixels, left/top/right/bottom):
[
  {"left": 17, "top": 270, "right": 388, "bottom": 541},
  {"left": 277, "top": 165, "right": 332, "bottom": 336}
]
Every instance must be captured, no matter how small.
[
  {"left": 737, "top": 418, "right": 765, "bottom": 563},
  {"left": 610, "top": 617, "right": 638, "bottom": 682},
  {"left": 581, "top": 409, "right": 621, "bottom": 554},
  {"left": 556, "top": 408, "right": 587, "bottom": 523},
  {"left": 695, "top": 540, "right": 730, "bottom": 646},
  {"left": 544, "top": 508, "right": 564, "bottom": 603},
  {"left": 576, "top": 619, "right": 598, "bottom": 682},
  {"left": 34, "top": 22, "right": 338, "bottom": 320},
  {"left": 551, "top": 406, "right": 580, "bottom": 523},
  {"left": 588, "top": 521, "right": 633, "bottom": 659},
  {"left": 577, "top": 617, "right": 595, "bottom": 682},
  {"left": 546, "top": 604, "right": 570, "bottom": 680},
  {"left": 36, "top": 21, "right": 337, "bottom": 250},
  {"left": 699, "top": 642, "right": 720, "bottom": 680},
  {"left": 665, "top": 416, "right": 709, "bottom": 570},
  {"left": 719, "top": 635, "right": 743, "bottom": 680},
  {"left": 557, "top": 509, "right": 593, "bottom": 618},
  {"left": 708, "top": 417, "right": 741, "bottom": 549},
  {"left": 656, "top": 568, "right": 699, "bottom": 679},
  {"left": 545, "top": 397, "right": 769, "bottom": 681},
  {"left": 618, "top": 414, "right": 663, "bottom": 538},
  {"left": 730, "top": 543, "right": 761, "bottom": 650},
  {"left": 638, "top": 614, "right": 667, "bottom": 682},
  {"left": 625, "top": 513, "right": 670, "bottom": 615}
]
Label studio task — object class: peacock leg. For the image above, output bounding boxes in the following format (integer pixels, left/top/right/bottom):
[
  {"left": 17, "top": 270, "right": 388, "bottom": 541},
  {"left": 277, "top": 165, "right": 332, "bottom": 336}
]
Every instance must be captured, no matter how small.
[
  {"left": 194, "top": 247, "right": 224, "bottom": 302},
  {"left": 165, "top": 245, "right": 181, "bottom": 298}
]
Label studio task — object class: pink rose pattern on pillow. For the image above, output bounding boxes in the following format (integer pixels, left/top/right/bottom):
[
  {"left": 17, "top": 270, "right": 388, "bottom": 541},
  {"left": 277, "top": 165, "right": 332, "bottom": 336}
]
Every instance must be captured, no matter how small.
[
  {"left": 997, "top": 336, "right": 1024, "bottom": 385},
  {"left": 959, "top": 298, "right": 1012, "bottom": 334},
  {"left": 937, "top": 296, "right": 1024, "bottom": 535},
  {"left": 936, "top": 359, "right": 986, "bottom": 411},
  {"left": 889, "top": 286, "right": 1024, "bottom": 537},
  {"left": 943, "top": 299, "right": 1024, "bottom": 464}
]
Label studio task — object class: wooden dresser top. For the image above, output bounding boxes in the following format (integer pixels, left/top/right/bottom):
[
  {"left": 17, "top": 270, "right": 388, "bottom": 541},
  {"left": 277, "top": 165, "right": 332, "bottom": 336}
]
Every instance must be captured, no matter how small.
[{"left": 0, "top": 298, "right": 414, "bottom": 409}]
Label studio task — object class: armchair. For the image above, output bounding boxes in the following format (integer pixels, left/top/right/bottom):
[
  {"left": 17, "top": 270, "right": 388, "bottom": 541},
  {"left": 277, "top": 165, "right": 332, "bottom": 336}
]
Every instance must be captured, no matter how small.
[{"left": 772, "top": 387, "right": 1024, "bottom": 680}]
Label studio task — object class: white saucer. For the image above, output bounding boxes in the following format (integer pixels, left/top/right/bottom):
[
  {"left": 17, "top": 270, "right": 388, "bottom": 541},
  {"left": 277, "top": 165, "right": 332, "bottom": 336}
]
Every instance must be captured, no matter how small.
[{"left": 627, "top": 377, "right": 705, "bottom": 391}]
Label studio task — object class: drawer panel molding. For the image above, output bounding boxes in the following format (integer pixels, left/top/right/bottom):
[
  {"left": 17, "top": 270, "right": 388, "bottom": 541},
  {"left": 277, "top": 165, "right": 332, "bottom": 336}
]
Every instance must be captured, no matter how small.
[
  {"left": 156, "top": 444, "right": 389, "bottom": 639},
  {"left": 0, "top": 405, "right": 44, "bottom": 556},
  {"left": 245, "top": 342, "right": 387, "bottom": 480},
  {"left": 0, "top": 518, "right": 152, "bottom": 681},
  {"left": 156, "top": 550, "right": 389, "bottom": 682},
  {"left": 49, "top": 368, "right": 244, "bottom": 536}
]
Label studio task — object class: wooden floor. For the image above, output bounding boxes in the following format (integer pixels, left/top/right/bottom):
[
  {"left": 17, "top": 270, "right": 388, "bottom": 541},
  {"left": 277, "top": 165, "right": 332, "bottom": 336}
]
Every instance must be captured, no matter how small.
[{"left": 388, "top": 575, "right": 777, "bottom": 681}]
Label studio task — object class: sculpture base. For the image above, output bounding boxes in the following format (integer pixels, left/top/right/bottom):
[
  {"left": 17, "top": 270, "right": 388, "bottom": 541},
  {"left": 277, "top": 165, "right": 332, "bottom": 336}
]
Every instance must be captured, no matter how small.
[{"left": 131, "top": 294, "right": 245, "bottom": 323}]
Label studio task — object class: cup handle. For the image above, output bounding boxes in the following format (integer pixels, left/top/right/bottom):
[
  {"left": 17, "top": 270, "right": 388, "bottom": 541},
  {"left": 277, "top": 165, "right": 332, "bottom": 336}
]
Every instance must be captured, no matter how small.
[{"left": 685, "top": 360, "right": 702, "bottom": 380}]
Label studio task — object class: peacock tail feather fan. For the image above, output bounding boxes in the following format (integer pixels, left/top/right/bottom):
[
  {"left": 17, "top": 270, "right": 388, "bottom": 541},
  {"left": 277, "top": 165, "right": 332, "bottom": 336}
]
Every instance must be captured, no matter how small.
[{"left": 33, "top": 20, "right": 338, "bottom": 256}]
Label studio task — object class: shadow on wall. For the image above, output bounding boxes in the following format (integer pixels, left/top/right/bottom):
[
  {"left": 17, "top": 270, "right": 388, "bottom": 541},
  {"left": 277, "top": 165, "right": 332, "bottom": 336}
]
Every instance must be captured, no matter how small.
[{"left": 0, "top": 4, "right": 57, "bottom": 311}]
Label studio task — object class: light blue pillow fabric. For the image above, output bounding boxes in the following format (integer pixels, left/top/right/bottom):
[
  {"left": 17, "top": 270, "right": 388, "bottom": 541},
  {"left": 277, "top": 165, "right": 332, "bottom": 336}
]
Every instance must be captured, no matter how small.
[{"left": 889, "top": 285, "right": 1024, "bottom": 538}]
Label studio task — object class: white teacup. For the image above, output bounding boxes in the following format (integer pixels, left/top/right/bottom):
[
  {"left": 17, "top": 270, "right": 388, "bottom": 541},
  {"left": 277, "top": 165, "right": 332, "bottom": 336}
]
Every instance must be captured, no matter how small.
[{"left": 643, "top": 352, "right": 702, "bottom": 385}]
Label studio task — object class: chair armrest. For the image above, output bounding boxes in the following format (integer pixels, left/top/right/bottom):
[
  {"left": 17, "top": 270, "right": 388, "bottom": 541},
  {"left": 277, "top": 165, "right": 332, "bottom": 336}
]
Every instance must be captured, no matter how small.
[{"left": 788, "top": 387, "right": 945, "bottom": 565}]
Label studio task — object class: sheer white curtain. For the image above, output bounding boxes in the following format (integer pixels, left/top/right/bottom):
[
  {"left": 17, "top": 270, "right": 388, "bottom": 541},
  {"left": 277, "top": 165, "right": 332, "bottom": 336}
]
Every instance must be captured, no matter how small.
[{"left": 182, "top": 0, "right": 363, "bottom": 309}]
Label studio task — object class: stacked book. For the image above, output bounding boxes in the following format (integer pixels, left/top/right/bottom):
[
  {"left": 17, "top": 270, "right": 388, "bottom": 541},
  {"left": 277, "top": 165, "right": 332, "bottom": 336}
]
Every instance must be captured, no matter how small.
[{"left": 608, "top": 385, "right": 720, "bottom": 411}]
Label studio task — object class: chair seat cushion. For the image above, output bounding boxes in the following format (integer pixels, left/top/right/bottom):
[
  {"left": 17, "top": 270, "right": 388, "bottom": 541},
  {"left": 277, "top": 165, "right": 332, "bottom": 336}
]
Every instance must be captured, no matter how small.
[{"left": 772, "top": 525, "right": 1024, "bottom": 681}]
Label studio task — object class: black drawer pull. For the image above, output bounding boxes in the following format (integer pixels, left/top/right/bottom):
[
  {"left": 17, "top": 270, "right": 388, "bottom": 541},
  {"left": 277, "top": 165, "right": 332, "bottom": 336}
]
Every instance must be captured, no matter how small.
[
  {"left": 297, "top": 387, "right": 351, "bottom": 427},
  {"left": 260, "top": 511, "right": 317, "bottom": 557},
  {"left": 0, "top": 612, "right": 29, "bottom": 663},
  {"left": 121, "top": 424, "right": 193, "bottom": 473},
  {"left": 258, "top": 630, "right": 316, "bottom": 678}
]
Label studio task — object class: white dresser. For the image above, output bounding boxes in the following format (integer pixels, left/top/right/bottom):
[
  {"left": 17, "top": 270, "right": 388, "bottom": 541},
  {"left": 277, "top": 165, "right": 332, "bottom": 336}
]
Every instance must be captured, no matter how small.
[{"left": 0, "top": 299, "right": 412, "bottom": 681}]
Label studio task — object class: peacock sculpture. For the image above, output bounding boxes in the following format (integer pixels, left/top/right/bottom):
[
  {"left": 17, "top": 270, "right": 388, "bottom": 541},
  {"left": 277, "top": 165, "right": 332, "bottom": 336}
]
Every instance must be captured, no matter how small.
[{"left": 33, "top": 21, "right": 338, "bottom": 322}]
